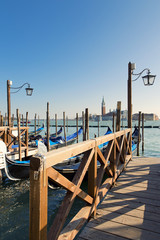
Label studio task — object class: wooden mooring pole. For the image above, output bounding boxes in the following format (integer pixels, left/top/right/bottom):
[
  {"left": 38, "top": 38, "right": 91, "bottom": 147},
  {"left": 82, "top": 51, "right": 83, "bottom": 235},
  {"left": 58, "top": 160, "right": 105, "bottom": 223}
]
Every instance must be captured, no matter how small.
[
  {"left": 63, "top": 112, "right": 66, "bottom": 145},
  {"left": 85, "top": 108, "right": 89, "bottom": 140},
  {"left": 116, "top": 101, "right": 121, "bottom": 132},
  {"left": 82, "top": 111, "right": 85, "bottom": 141},
  {"left": 25, "top": 112, "right": 29, "bottom": 158},
  {"left": 55, "top": 114, "right": 57, "bottom": 137},
  {"left": 76, "top": 113, "right": 78, "bottom": 143},
  {"left": 47, "top": 102, "right": 50, "bottom": 152},
  {"left": 128, "top": 62, "right": 132, "bottom": 151},
  {"left": 66, "top": 116, "right": 68, "bottom": 133},
  {"left": 142, "top": 113, "right": 144, "bottom": 153},
  {"left": 17, "top": 109, "right": 22, "bottom": 161},
  {"left": 137, "top": 111, "right": 141, "bottom": 156},
  {"left": 112, "top": 112, "right": 115, "bottom": 132},
  {"left": 34, "top": 114, "right": 37, "bottom": 135},
  {"left": 98, "top": 115, "right": 100, "bottom": 137}
]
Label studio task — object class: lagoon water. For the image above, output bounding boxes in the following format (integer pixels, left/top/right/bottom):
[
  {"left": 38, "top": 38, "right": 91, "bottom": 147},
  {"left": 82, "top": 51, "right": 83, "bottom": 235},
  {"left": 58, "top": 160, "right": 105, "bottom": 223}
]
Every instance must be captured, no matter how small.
[{"left": 1, "top": 119, "right": 160, "bottom": 239}]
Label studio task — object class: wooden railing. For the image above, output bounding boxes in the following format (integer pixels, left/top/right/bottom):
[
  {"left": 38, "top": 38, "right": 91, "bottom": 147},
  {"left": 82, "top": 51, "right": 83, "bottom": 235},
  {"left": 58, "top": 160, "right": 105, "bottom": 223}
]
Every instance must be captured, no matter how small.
[
  {"left": 0, "top": 126, "right": 8, "bottom": 145},
  {"left": 29, "top": 128, "right": 132, "bottom": 240},
  {"left": 0, "top": 126, "right": 29, "bottom": 159}
]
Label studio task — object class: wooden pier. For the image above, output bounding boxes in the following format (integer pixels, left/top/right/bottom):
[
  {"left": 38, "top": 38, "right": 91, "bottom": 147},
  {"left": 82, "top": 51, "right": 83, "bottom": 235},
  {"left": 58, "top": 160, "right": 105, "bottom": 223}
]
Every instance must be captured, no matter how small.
[{"left": 78, "top": 156, "right": 160, "bottom": 240}]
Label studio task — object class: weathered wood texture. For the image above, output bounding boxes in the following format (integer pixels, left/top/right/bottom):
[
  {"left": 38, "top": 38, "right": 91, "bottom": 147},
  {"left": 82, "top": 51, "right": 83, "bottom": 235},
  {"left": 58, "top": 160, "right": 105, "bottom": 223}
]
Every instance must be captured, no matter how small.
[{"left": 78, "top": 157, "right": 160, "bottom": 240}]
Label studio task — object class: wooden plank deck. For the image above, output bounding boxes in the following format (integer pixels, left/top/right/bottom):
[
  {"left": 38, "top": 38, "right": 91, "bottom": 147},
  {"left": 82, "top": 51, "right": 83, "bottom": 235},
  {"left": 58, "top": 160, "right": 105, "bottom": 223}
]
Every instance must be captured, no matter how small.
[{"left": 78, "top": 157, "right": 160, "bottom": 240}]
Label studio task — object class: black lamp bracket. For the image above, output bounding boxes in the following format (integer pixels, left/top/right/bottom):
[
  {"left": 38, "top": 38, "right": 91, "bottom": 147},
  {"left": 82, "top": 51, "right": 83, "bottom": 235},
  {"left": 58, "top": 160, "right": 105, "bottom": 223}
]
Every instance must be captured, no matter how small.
[
  {"left": 10, "top": 83, "right": 31, "bottom": 94},
  {"left": 132, "top": 68, "right": 150, "bottom": 82}
]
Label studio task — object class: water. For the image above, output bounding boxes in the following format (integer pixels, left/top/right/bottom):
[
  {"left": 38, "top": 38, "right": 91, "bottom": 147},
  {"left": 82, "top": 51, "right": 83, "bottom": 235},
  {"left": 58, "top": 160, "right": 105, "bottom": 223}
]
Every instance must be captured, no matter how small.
[{"left": 1, "top": 120, "right": 160, "bottom": 239}]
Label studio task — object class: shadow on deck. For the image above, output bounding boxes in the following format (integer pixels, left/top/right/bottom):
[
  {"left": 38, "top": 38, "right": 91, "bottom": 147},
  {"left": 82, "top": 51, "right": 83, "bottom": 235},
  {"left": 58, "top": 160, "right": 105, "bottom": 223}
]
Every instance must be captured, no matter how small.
[{"left": 78, "top": 157, "right": 160, "bottom": 240}]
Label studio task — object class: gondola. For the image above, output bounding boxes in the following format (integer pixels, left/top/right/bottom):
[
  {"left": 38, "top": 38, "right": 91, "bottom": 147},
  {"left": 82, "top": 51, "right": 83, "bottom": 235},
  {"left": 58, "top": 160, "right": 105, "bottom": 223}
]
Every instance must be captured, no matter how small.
[
  {"left": 44, "top": 127, "right": 83, "bottom": 150},
  {"left": 29, "top": 124, "right": 44, "bottom": 138},
  {"left": 50, "top": 126, "right": 63, "bottom": 138},
  {"left": 1, "top": 126, "right": 139, "bottom": 182},
  {"left": 2, "top": 128, "right": 83, "bottom": 180},
  {"left": 30, "top": 126, "right": 63, "bottom": 141},
  {"left": 0, "top": 141, "right": 46, "bottom": 180}
]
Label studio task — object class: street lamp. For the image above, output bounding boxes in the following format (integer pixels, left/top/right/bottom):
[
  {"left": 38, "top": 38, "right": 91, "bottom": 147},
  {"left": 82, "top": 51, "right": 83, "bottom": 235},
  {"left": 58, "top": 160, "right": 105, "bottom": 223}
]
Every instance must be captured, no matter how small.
[
  {"left": 127, "top": 62, "right": 156, "bottom": 151},
  {"left": 7, "top": 80, "right": 34, "bottom": 127}
]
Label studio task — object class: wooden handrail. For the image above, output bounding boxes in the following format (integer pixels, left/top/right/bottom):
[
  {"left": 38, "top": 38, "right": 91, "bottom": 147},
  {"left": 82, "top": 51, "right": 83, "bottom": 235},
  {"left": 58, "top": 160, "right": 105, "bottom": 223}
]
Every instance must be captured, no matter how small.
[
  {"left": 29, "top": 128, "right": 132, "bottom": 240},
  {"left": 0, "top": 126, "right": 29, "bottom": 159}
]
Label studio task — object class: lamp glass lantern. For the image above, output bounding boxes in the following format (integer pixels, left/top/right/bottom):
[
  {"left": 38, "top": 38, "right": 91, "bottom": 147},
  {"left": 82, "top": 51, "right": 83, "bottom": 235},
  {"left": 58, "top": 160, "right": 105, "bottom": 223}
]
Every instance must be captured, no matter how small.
[
  {"left": 25, "top": 86, "right": 33, "bottom": 96},
  {"left": 142, "top": 72, "right": 156, "bottom": 86}
]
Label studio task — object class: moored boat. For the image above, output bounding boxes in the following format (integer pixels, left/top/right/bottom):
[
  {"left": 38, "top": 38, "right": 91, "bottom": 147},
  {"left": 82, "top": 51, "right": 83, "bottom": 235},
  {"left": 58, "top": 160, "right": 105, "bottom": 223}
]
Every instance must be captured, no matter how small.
[
  {"left": 44, "top": 127, "right": 83, "bottom": 150},
  {"left": 29, "top": 124, "right": 44, "bottom": 139}
]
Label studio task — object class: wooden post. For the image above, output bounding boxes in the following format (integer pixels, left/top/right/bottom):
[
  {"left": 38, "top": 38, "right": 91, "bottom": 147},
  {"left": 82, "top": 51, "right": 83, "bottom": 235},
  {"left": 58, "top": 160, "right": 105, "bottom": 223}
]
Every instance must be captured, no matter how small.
[
  {"left": 98, "top": 116, "right": 100, "bottom": 137},
  {"left": 7, "top": 80, "right": 11, "bottom": 127},
  {"left": 142, "top": 113, "right": 144, "bottom": 153},
  {"left": 34, "top": 114, "right": 37, "bottom": 136},
  {"left": 21, "top": 114, "right": 24, "bottom": 141},
  {"left": 29, "top": 155, "right": 48, "bottom": 240},
  {"left": 1, "top": 115, "right": 3, "bottom": 127},
  {"left": 128, "top": 62, "right": 132, "bottom": 151},
  {"left": 17, "top": 109, "right": 22, "bottom": 161},
  {"left": 85, "top": 108, "right": 89, "bottom": 140},
  {"left": 47, "top": 102, "right": 50, "bottom": 152},
  {"left": 110, "top": 138, "right": 117, "bottom": 181},
  {"left": 82, "top": 111, "right": 85, "bottom": 141},
  {"left": 25, "top": 112, "right": 29, "bottom": 158},
  {"left": 122, "top": 113, "right": 123, "bottom": 129},
  {"left": 116, "top": 101, "right": 121, "bottom": 132},
  {"left": 63, "top": 112, "right": 66, "bottom": 145},
  {"left": 76, "top": 113, "right": 78, "bottom": 143},
  {"left": 66, "top": 116, "right": 68, "bottom": 133},
  {"left": 137, "top": 111, "right": 141, "bottom": 156},
  {"left": 55, "top": 114, "right": 57, "bottom": 137},
  {"left": 88, "top": 140, "right": 97, "bottom": 217},
  {"left": 112, "top": 112, "right": 115, "bottom": 132}
]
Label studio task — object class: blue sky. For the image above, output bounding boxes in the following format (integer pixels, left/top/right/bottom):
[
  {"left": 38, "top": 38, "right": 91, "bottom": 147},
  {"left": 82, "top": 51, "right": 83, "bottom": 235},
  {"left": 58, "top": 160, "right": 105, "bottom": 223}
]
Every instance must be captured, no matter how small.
[{"left": 0, "top": 0, "right": 160, "bottom": 119}]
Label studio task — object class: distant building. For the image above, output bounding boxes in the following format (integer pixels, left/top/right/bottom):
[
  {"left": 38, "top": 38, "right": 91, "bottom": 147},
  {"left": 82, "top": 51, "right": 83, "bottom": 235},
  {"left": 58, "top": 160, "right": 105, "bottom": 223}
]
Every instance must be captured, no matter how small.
[
  {"left": 132, "top": 113, "right": 159, "bottom": 121},
  {"left": 101, "top": 97, "right": 106, "bottom": 116}
]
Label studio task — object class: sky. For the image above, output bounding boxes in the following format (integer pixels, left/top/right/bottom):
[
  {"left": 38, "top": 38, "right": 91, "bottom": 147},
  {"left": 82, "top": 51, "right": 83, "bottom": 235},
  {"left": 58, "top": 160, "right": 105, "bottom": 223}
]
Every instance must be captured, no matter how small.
[{"left": 0, "top": 0, "right": 160, "bottom": 119}]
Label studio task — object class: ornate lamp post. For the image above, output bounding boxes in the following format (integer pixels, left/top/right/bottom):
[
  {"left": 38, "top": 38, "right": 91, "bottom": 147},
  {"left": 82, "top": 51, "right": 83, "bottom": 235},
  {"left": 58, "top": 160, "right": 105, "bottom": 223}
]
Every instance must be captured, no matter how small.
[
  {"left": 7, "top": 80, "right": 33, "bottom": 127},
  {"left": 127, "top": 62, "right": 156, "bottom": 150}
]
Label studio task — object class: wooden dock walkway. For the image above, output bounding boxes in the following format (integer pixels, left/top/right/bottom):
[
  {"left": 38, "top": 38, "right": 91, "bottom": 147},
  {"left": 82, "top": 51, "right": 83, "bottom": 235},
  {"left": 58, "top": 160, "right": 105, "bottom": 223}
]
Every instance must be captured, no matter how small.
[{"left": 78, "top": 157, "right": 160, "bottom": 240}]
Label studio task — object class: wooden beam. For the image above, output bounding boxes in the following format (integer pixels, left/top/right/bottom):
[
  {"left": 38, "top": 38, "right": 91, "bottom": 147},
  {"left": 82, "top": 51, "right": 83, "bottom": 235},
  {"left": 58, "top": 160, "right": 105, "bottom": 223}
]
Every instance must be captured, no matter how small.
[
  {"left": 47, "top": 167, "right": 93, "bottom": 204},
  {"left": 29, "top": 156, "right": 48, "bottom": 240},
  {"left": 88, "top": 140, "right": 97, "bottom": 217}
]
